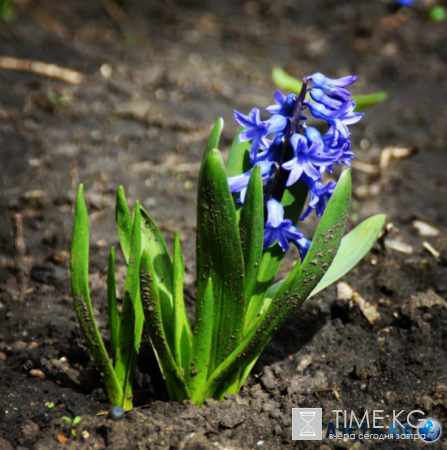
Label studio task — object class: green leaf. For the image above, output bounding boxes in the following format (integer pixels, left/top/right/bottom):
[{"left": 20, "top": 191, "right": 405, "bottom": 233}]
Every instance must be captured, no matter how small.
[
  {"left": 272, "top": 67, "right": 303, "bottom": 93},
  {"left": 189, "top": 276, "right": 214, "bottom": 398},
  {"left": 140, "top": 250, "right": 190, "bottom": 402},
  {"left": 62, "top": 416, "right": 72, "bottom": 423},
  {"left": 272, "top": 67, "right": 388, "bottom": 111},
  {"left": 114, "top": 202, "right": 144, "bottom": 411},
  {"left": 196, "top": 170, "right": 352, "bottom": 404},
  {"left": 239, "top": 166, "right": 264, "bottom": 303},
  {"left": 196, "top": 148, "right": 246, "bottom": 374},
  {"left": 353, "top": 92, "right": 388, "bottom": 112},
  {"left": 70, "top": 184, "right": 123, "bottom": 408},
  {"left": 172, "top": 230, "right": 192, "bottom": 377},
  {"left": 116, "top": 186, "right": 132, "bottom": 262},
  {"left": 140, "top": 207, "right": 175, "bottom": 354},
  {"left": 225, "top": 127, "right": 251, "bottom": 177},
  {"left": 244, "top": 180, "right": 308, "bottom": 331},
  {"left": 309, "top": 214, "right": 385, "bottom": 298},
  {"left": 107, "top": 246, "right": 120, "bottom": 362},
  {"left": 72, "top": 416, "right": 82, "bottom": 427},
  {"left": 205, "top": 117, "right": 224, "bottom": 159}
]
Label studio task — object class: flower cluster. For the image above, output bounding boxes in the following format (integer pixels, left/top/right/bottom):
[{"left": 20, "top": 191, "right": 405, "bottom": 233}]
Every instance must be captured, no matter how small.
[{"left": 228, "top": 73, "right": 363, "bottom": 258}]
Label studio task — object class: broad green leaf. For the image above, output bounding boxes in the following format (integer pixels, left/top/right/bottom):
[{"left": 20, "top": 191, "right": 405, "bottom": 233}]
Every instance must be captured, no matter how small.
[
  {"left": 189, "top": 276, "right": 214, "bottom": 398},
  {"left": 244, "top": 180, "right": 308, "bottom": 331},
  {"left": 172, "top": 231, "right": 192, "bottom": 377},
  {"left": 225, "top": 127, "right": 251, "bottom": 177},
  {"left": 140, "top": 250, "right": 190, "bottom": 402},
  {"left": 71, "top": 184, "right": 123, "bottom": 407},
  {"left": 196, "top": 170, "right": 352, "bottom": 403},
  {"left": 272, "top": 67, "right": 388, "bottom": 111},
  {"left": 140, "top": 207, "right": 174, "bottom": 355},
  {"left": 239, "top": 166, "right": 264, "bottom": 303},
  {"left": 107, "top": 246, "right": 120, "bottom": 362},
  {"left": 116, "top": 186, "right": 132, "bottom": 262},
  {"left": 196, "top": 149, "right": 246, "bottom": 374},
  {"left": 309, "top": 214, "right": 385, "bottom": 298},
  {"left": 114, "top": 202, "right": 144, "bottom": 411}
]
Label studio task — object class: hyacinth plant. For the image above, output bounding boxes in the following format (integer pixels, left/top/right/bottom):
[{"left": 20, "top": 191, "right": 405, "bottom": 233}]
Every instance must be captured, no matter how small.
[{"left": 71, "top": 72, "right": 385, "bottom": 410}]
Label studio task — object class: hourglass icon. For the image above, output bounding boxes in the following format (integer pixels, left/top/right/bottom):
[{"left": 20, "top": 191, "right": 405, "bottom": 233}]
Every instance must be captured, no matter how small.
[{"left": 299, "top": 411, "right": 316, "bottom": 437}]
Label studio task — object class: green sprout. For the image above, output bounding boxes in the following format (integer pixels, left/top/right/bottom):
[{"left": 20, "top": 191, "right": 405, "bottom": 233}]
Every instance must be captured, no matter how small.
[{"left": 62, "top": 416, "right": 82, "bottom": 437}]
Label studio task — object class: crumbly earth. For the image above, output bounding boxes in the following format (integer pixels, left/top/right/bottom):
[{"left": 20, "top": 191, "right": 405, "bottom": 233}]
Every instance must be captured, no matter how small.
[{"left": 0, "top": 0, "right": 447, "bottom": 448}]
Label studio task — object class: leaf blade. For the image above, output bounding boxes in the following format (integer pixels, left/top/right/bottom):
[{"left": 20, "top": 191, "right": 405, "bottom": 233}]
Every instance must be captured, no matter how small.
[
  {"left": 173, "top": 231, "right": 192, "bottom": 377},
  {"left": 196, "top": 149, "right": 246, "bottom": 374},
  {"left": 140, "top": 207, "right": 175, "bottom": 354},
  {"left": 114, "top": 202, "right": 144, "bottom": 411},
  {"left": 225, "top": 127, "right": 251, "bottom": 177},
  {"left": 309, "top": 214, "right": 385, "bottom": 297},
  {"left": 116, "top": 186, "right": 132, "bottom": 262},
  {"left": 107, "top": 246, "right": 119, "bottom": 362},
  {"left": 140, "top": 250, "right": 190, "bottom": 401},
  {"left": 239, "top": 166, "right": 264, "bottom": 303},
  {"left": 189, "top": 276, "right": 214, "bottom": 396},
  {"left": 71, "top": 185, "right": 123, "bottom": 407}
]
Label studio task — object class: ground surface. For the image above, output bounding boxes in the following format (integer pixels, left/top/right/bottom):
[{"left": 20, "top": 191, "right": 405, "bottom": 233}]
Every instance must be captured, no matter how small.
[{"left": 0, "top": 0, "right": 447, "bottom": 448}]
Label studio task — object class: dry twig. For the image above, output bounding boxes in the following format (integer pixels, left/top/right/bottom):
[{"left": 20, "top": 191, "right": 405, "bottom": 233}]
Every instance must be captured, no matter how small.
[{"left": 0, "top": 56, "right": 83, "bottom": 84}]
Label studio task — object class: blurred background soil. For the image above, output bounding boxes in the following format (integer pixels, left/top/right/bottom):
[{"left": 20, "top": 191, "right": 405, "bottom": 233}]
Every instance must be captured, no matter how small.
[{"left": 0, "top": 0, "right": 446, "bottom": 448}]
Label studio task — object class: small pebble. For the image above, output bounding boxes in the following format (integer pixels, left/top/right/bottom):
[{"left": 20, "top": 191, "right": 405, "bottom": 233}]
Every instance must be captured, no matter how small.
[
  {"left": 29, "top": 369, "right": 45, "bottom": 379},
  {"left": 109, "top": 406, "right": 125, "bottom": 421},
  {"left": 81, "top": 430, "right": 90, "bottom": 440},
  {"left": 0, "top": 352, "right": 7, "bottom": 360}
]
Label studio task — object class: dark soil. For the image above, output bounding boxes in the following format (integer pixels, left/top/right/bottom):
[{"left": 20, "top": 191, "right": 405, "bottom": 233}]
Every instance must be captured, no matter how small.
[{"left": 1, "top": 0, "right": 447, "bottom": 448}]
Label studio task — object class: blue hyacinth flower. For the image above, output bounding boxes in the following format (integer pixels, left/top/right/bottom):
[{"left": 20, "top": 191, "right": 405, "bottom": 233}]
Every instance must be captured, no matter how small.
[
  {"left": 282, "top": 134, "right": 339, "bottom": 186},
  {"left": 322, "top": 127, "right": 355, "bottom": 167},
  {"left": 310, "top": 88, "right": 344, "bottom": 110},
  {"left": 309, "top": 72, "right": 357, "bottom": 101},
  {"left": 308, "top": 100, "right": 363, "bottom": 141},
  {"left": 266, "top": 91, "right": 298, "bottom": 117},
  {"left": 254, "top": 133, "right": 284, "bottom": 164},
  {"left": 300, "top": 176, "right": 337, "bottom": 220},
  {"left": 234, "top": 108, "right": 287, "bottom": 163},
  {"left": 228, "top": 160, "right": 276, "bottom": 204},
  {"left": 264, "top": 199, "right": 303, "bottom": 252}
]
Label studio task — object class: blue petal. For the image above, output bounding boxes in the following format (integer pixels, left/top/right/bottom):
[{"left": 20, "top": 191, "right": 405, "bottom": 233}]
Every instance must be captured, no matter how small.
[
  {"left": 310, "top": 88, "right": 344, "bottom": 110},
  {"left": 263, "top": 227, "right": 277, "bottom": 249},
  {"left": 267, "top": 114, "right": 288, "bottom": 133},
  {"left": 277, "top": 231, "right": 290, "bottom": 252},
  {"left": 234, "top": 110, "right": 254, "bottom": 129},
  {"left": 294, "top": 236, "right": 312, "bottom": 260},
  {"left": 266, "top": 198, "right": 285, "bottom": 228}
]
